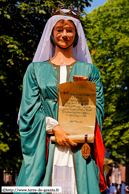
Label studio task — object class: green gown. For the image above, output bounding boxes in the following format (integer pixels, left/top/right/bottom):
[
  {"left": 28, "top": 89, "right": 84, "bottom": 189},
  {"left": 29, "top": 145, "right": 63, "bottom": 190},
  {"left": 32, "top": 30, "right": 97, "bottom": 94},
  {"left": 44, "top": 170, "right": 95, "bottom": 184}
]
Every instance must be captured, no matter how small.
[{"left": 16, "top": 60, "right": 105, "bottom": 194}]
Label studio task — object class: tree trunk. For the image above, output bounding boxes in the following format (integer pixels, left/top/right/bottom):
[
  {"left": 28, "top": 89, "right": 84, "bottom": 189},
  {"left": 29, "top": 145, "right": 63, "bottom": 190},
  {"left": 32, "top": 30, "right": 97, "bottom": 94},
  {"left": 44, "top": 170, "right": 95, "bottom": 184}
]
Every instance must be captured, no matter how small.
[
  {"left": 12, "top": 170, "right": 15, "bottom": 185},
  {"left": 0, "top": 169, "right": 3, "bottom": 187}
]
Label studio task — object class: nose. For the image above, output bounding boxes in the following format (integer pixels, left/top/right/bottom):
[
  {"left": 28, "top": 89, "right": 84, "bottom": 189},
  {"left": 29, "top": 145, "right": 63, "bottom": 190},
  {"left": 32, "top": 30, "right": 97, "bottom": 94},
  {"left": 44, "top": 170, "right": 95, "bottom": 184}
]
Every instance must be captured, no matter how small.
[{"left": 62, "top": 29, "right": 67, "bottom": 39}]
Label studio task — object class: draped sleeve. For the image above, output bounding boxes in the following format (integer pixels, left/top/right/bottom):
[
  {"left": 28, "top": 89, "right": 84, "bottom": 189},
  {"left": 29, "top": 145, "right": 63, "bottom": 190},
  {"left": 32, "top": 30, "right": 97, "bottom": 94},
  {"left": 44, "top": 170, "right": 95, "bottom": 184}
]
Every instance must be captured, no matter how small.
[
  {"left": 89, "top": 64, "right": 104, "bottom": 132},
  {"left": 19, "top": 62, "right": 47, "bottom": 186}
]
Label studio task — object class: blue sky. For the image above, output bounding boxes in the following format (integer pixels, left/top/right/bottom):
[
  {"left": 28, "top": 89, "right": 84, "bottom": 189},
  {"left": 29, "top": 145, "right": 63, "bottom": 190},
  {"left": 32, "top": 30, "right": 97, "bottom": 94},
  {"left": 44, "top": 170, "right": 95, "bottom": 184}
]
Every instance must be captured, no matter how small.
[{"left": 85, "top": 0, "right": 108, "bottom": 13}]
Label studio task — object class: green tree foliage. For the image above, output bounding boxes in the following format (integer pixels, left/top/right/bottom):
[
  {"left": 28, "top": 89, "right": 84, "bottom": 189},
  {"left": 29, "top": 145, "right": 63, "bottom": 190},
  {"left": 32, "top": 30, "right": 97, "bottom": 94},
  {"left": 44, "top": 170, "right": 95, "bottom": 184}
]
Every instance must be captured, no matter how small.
[
  {"left": 0, "top": 0, "right": 92, "bottom": 176},
  {"left": 83, "top": 0, "right": 129, "bottom": 183}
]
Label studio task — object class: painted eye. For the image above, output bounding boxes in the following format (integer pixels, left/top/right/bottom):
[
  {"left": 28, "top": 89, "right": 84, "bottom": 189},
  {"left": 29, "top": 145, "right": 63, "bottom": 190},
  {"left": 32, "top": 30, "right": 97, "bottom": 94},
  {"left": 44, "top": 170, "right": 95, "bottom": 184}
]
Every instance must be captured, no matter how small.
[{"left": 57, "top": 30, "right": 63, "bottom": 32}]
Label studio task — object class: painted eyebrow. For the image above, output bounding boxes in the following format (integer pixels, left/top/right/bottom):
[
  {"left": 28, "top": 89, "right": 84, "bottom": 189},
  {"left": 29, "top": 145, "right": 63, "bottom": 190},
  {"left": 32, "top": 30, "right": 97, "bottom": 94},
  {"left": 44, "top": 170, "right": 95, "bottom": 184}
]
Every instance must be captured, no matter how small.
[{"left": 55, "top": 26, "right": 74, "bottom": 29}]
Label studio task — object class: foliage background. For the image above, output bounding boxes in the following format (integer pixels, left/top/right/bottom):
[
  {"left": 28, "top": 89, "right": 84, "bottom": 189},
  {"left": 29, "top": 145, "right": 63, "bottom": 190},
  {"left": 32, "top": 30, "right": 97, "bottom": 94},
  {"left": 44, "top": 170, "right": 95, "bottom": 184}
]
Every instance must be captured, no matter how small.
[
  {"left": 0, "top": 0, "right": 129, "bottom": 185},
  {"left": 82, "top": 0, "right": 129, "bottom": 184}
]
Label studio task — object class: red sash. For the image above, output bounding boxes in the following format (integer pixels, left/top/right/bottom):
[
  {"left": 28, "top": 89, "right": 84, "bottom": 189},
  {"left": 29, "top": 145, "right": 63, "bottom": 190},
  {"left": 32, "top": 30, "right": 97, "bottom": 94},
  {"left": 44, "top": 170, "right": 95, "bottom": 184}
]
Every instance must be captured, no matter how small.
[{"left": 93, "top": 121, "right": 107, "bottom": 192}]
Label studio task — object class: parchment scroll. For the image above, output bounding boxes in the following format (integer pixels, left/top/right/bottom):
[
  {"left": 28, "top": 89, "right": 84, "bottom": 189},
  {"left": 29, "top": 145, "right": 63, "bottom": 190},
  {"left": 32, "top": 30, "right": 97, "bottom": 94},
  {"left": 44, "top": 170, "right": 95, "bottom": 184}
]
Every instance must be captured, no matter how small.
[{"left": 51, "top": 81, "right": 96, "bottom": 143}]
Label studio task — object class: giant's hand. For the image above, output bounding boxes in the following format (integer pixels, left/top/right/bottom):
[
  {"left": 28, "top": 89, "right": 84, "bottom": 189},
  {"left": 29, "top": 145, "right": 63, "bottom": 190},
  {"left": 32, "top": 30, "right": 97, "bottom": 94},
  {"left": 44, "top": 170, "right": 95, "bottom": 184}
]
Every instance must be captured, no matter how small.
[
  {"left": 52, "top": 125, "right": 77, "bottom": 146},
  {"left": 73, "top": 75, "right": 88, "bottom": 81}
]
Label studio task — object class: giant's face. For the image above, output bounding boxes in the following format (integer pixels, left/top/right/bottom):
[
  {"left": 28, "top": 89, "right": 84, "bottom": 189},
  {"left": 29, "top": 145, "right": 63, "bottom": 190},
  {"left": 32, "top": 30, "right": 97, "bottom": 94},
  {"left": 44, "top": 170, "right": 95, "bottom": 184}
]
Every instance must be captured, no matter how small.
[{"left": 53, "top": 20, "right": 76, "bottom": 48}]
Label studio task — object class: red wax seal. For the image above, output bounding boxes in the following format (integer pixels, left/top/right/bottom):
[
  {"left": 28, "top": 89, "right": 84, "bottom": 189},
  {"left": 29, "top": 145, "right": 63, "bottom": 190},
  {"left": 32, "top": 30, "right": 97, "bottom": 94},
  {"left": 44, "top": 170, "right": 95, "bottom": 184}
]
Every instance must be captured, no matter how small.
[{"left": 81, "top": 143, "right": 91, "bottom": 159}]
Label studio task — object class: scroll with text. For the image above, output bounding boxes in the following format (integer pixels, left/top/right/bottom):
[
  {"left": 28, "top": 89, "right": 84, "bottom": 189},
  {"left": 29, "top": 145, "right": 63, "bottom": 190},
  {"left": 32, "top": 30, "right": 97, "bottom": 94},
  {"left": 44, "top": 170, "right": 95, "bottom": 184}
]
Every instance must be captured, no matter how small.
[{"left": 51, "top": 81, "right": 96, "bottom": 143}]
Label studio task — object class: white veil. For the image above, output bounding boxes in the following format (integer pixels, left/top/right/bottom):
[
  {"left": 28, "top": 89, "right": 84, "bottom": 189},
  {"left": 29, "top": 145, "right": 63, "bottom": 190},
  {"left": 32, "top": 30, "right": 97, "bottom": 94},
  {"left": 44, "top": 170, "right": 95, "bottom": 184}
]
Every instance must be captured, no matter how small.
[{"left": 33, "top": 10, "right": 92, "bottom": 63}]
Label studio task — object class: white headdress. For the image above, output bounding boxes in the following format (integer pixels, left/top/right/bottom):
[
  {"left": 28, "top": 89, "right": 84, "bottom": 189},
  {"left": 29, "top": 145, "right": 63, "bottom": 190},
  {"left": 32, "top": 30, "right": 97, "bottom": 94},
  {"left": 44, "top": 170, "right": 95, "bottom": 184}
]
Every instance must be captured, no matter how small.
[{"left": 33, "top": 9, "right": 92, "bottom": 63}]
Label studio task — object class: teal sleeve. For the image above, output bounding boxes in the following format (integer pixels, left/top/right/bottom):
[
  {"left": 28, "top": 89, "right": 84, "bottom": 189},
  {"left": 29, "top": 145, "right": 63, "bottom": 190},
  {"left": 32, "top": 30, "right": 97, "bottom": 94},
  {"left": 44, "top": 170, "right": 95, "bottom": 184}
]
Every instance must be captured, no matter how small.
[
  {"left": 89, "top": 64, "right": 104, "bottom": 132},
  {"left": 19, "top": 63, "right": 47, "bottom": 186}
]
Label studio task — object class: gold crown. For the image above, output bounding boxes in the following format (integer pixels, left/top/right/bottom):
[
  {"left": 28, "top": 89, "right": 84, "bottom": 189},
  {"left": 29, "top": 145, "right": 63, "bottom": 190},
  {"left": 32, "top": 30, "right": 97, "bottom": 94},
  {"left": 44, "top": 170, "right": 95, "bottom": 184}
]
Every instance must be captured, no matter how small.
[{"left": 51, "top": 4, "right": 81, "bottom": 20}]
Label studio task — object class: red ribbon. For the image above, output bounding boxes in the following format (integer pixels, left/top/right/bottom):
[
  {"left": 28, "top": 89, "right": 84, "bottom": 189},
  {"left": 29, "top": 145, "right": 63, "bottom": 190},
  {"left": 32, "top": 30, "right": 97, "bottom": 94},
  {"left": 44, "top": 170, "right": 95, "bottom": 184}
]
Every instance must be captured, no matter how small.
[{"left": 45, "top": 135, "right": 49, "bottom": 163}]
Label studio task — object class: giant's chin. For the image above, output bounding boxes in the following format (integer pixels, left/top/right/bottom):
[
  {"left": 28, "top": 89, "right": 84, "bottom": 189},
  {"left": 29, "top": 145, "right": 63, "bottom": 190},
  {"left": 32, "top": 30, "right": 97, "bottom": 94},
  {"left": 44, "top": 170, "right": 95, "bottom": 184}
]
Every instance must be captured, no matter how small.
[{"left": 58, "top": 40, "right": 72, "bottom": 48}]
